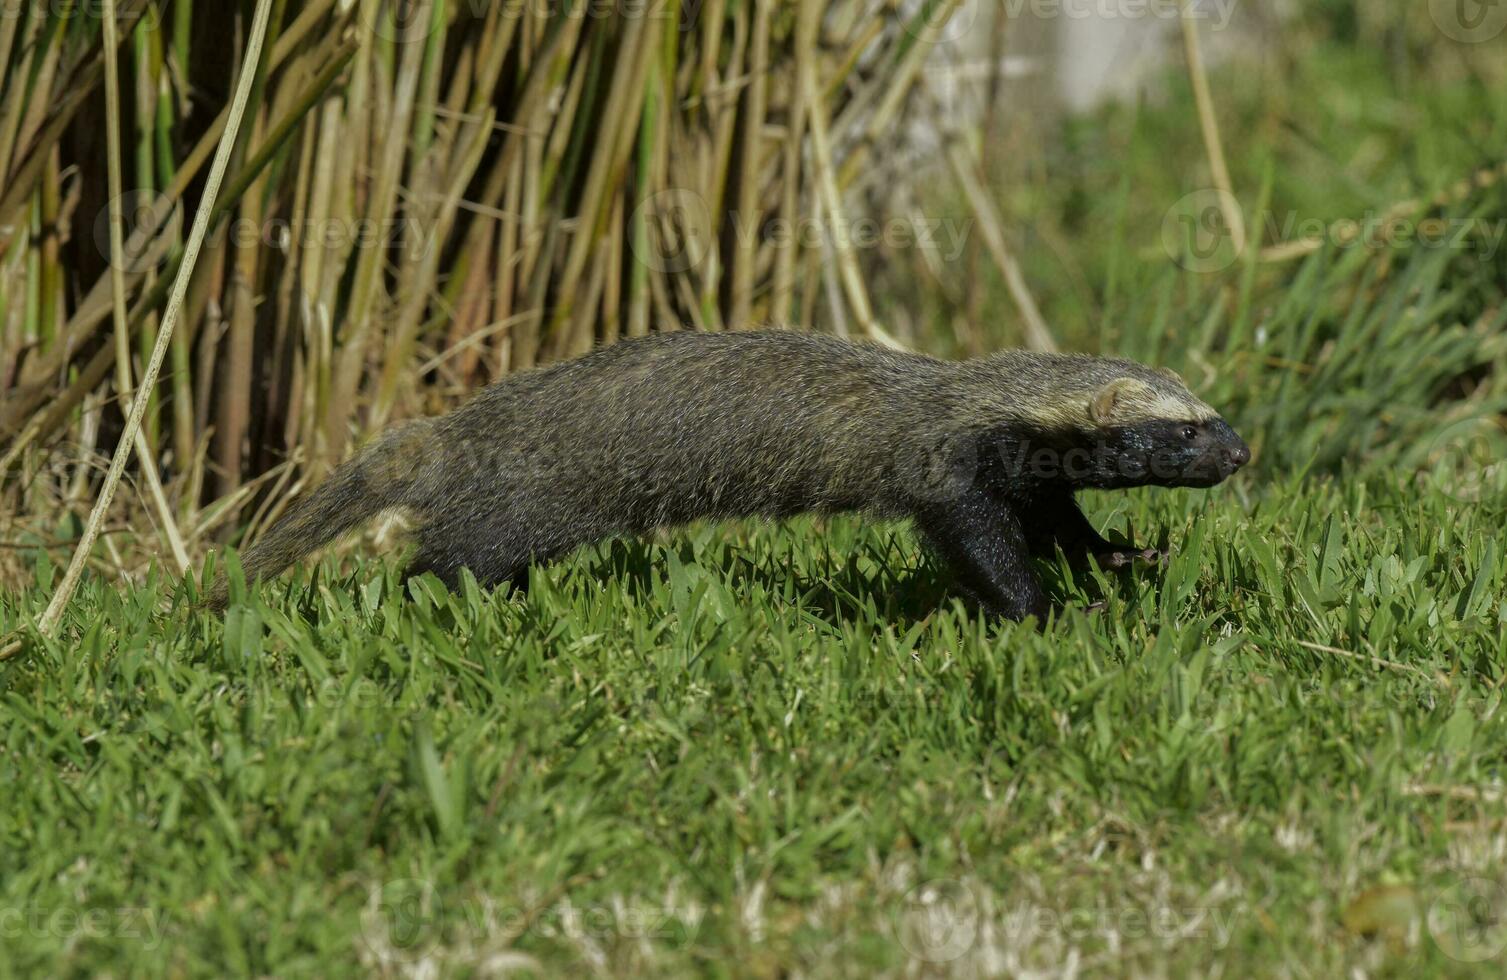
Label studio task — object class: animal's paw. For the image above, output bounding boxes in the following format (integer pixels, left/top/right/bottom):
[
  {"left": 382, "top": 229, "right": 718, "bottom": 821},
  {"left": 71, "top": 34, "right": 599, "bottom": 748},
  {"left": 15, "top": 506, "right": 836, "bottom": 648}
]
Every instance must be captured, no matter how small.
[{"left": 1093, "top": 547, "right": 1167, "bottom": 570}]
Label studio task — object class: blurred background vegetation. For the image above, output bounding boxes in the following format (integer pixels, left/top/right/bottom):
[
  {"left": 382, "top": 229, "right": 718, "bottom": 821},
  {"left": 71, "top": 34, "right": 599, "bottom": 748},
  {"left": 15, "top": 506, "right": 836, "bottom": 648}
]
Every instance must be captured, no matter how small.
[{"left": 0, "top": 0, "right": 1505, "bottom": 590}]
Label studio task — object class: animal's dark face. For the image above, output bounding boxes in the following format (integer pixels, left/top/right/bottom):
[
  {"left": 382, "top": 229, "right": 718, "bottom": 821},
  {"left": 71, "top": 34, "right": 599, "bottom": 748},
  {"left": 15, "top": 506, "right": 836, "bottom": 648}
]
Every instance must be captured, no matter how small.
[
  {"left": 970, "top": 362, "right": 1249, "bottom": 493},
  {"left": 1078, "top": 416, "right": 1250, "bottom": 489}
]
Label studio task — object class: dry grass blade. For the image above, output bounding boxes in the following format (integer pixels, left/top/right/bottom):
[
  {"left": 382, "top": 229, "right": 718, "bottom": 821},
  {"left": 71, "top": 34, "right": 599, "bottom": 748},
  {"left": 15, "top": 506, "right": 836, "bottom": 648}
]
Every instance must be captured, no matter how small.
[
  {"left": 1293, "top": 640, "right": 1449, "bottom": 684},
  {"left": 1180, "top": 4, "right": 1245, "bottom": 256},
  {"left": 945, "top": 137, "right": 1057, "bottom": 353},
  {"left": 803, "top": 59, "right": 899, "bottom": 350},
  {"left": 100, "top": 0, "right": 190, "bottom": 573}
]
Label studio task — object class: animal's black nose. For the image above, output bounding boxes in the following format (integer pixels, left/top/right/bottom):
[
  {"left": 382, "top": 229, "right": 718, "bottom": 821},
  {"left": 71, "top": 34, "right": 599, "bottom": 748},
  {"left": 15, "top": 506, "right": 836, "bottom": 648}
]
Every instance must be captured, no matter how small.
[{"left": 1228, "top": 444, "right": 1251, "bottom": 467}]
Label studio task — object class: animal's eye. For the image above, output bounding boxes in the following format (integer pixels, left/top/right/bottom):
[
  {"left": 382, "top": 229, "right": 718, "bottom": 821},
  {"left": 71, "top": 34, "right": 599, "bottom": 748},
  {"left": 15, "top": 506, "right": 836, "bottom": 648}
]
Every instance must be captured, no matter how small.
[{"left": 1181, "top": 425, "right": 1198, "bottom": 441}]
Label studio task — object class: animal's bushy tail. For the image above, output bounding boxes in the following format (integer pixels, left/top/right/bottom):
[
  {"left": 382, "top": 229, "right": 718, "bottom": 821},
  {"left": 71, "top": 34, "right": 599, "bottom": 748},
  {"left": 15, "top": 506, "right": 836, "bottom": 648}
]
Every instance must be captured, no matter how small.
[{"left": 203, "top": 420, "right": 431, "bottom": 610}]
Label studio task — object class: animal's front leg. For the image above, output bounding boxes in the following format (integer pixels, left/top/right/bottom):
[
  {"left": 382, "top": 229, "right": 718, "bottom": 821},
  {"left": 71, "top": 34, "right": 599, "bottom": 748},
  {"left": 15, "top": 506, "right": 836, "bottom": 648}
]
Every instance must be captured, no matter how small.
[
  {"left": 915, "top": 487, "right": 1050, "bottom": 622},
  {"left": 1016, "top": 492, "right": 1164, "bottom": 569}
]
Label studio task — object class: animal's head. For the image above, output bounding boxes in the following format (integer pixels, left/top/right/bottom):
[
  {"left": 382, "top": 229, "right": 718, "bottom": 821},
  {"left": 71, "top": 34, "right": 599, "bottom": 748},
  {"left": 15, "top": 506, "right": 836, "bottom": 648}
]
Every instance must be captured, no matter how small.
[
  {"left": 987, "top": 354, "right": 1250, "bottom": 490},
  {"left": 1074, "top": 360, "right": 1249, "bottom": 489}
]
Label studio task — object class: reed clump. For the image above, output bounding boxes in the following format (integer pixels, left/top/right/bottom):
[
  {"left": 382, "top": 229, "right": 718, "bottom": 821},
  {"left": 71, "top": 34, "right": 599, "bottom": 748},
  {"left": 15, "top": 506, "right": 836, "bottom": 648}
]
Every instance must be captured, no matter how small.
[{"left": 0, "top": 0, "right": 971, "bottom": 577}]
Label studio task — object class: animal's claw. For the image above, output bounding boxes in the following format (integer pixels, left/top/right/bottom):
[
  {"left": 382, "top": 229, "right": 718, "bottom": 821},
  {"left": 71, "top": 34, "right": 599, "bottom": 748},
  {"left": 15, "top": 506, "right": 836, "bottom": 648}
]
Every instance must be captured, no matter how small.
[{"left": 1094, "top": 547, "right": 1167, "bottom": 569}]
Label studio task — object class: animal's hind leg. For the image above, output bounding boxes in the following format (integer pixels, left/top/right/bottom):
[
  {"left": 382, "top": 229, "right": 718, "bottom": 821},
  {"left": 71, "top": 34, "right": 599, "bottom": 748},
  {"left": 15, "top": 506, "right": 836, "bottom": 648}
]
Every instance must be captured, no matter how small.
[{"left": 402, "top": 518, "right": 531, "bottom": 596}]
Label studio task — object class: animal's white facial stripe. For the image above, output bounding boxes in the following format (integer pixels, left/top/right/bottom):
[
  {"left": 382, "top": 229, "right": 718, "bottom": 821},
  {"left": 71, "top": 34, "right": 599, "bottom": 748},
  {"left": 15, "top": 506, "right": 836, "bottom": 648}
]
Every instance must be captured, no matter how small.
[
  {"left": 994, "top": 373, "right": 1219, "bottom": 429},
  {"left": 1148, "top": 392, "right": 1218, "bottom": 422}
]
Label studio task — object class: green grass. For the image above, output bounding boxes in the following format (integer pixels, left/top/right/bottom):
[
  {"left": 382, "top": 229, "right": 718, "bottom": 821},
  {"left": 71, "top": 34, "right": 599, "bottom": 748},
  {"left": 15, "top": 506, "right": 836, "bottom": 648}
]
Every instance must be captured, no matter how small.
[
  {"left": 5, "top": 13, "right": 1507, "bottom": 977},
  {"left": 3, "top": 462, "right": 1506, "bottom": 975},
  {"left": 5, "top": 145, "right": 1507, "bottom": 980}
]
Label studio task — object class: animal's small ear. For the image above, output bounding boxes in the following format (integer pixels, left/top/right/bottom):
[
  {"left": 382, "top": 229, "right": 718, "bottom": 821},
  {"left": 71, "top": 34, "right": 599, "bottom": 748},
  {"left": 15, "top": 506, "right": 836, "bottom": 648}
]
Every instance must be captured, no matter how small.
[
  {"left": 1157, "top": 365, "right": 1184, "bottom": 384},
  {"left": 1088, "top": 378, "right": 1153, "bottom": 424}
]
